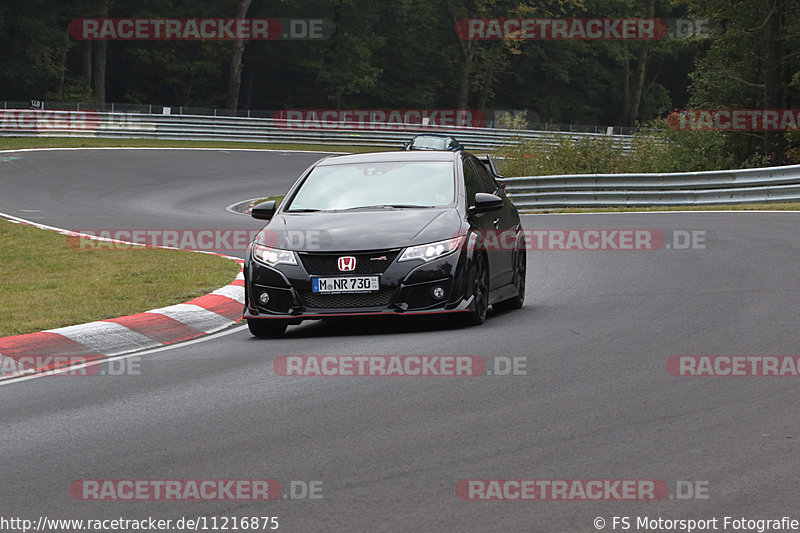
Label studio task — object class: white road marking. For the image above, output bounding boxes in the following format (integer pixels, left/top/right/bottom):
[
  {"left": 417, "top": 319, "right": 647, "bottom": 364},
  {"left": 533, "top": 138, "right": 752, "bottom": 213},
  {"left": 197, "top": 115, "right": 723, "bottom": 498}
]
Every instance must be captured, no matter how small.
[
  {"left": 211, "top": 284, "right": 245, "bottom": 303},
  {"left": 0, "top": 325, "right": 248, "bottom": 386},
  {"left": 148, "top": 304, "right": 235, "bottom": 333},
  {"left": 47, "top": 321, "right": 161, "bottom": 355}
]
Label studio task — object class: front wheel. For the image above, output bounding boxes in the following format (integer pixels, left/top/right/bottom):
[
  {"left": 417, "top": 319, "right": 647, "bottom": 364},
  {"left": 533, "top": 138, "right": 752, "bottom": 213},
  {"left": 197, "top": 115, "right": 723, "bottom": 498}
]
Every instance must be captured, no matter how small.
[
  {"left": 458, "top": 252, "right": 490, "bottom": 326},
  {"left": 247, "top": 319, "right": 288, "bottom": 338}
]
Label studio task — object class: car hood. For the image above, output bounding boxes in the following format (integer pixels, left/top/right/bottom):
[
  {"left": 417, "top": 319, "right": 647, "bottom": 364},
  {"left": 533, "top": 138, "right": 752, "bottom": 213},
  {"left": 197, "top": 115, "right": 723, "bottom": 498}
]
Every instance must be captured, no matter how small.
[{"left": 255, "top": 208, "right": 462, "bottom": 252}]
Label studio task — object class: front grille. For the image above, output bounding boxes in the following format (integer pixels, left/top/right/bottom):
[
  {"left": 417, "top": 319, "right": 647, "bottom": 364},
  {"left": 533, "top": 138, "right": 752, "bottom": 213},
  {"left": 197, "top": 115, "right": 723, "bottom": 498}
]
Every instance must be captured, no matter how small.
[
  {"left": 301, "top": 288, "right": 395, "bottom": 309},
  {"left": 299, "top": 250, "right": 400, "bottom": 276}
]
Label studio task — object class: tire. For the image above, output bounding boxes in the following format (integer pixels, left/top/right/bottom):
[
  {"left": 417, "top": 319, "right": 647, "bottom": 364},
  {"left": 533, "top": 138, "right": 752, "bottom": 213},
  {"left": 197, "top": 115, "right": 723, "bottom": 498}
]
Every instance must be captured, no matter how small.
[
  {"left": 494, "top": 245, "right": 526, "bottom": 311},
  {"left": 247, "top": 319, "right": 288, "bottom": 338},
  {"left": 459, "top": 252, "right": 490, "bottom": 326}
]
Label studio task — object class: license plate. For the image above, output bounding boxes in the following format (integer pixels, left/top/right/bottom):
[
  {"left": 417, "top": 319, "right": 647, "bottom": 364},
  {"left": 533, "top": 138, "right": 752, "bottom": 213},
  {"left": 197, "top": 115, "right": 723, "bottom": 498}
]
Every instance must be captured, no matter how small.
[{"left": 312, "top": 276, "right": 379, "bottom": 293}]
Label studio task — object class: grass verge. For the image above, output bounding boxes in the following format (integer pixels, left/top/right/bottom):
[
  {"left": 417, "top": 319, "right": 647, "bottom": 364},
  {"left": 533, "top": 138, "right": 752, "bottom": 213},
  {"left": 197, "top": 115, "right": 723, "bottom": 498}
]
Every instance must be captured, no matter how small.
[
  {"left": 254, "top": 195, "right": 285, "bottom": 207},
  {"left": 0, "top": 220, "right": 241, "bottom": 337}
]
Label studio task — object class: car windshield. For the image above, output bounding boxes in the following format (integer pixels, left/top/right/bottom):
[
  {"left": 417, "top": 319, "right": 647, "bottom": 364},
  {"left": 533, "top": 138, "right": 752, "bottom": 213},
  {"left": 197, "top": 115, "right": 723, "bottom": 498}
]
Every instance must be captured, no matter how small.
[{"left": 286, "top": 161, "right": 455, "bottom": 211}]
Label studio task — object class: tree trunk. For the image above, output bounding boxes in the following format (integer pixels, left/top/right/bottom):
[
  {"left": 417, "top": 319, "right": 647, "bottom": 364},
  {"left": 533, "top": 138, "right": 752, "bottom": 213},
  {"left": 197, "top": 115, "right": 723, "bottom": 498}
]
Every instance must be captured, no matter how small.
[
  {"left": 629, "top": 38, "right": 651, "bottom": 124},
  {"left": 444, "top": 0, "right": 474, "bottom": 109},
  {"left": 621, "top": 0, "right": 654, "bottom": 126},
  {"left": 476, "top": 47, "right": 498, "bottom": 112},
  {"left": 628, "top": 0, "right": 656, "bottom": 126},
  {"left": 762, "top": 0, "right": 784, "bottom": 164},
  {"left": 92, "top": 41, "right": 107, "bottom": 103},
  {"left": 91, "top": 2, "right": 108, "bottom": 104},
  {"left": 457, "top": 55, "right": 472, "bottom": 109},
  {"left": 225, "top": 0, "right": 254, "bottom": 111},
  {"left": 82, "top": 41, "right": 92, "bottom": 87},
  {"left": 620, "top": 40, "right": 631, "bottom": 125}
]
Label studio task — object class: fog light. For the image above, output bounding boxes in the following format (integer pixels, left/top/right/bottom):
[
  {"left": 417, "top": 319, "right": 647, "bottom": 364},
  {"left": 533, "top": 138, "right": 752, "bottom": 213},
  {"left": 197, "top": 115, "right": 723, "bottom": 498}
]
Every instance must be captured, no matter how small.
[
  {"left": 432, "top": 286, "right": 445, "bottom": 300},
  {"left": 258, "top": 292, "right": 270, "bottom": 304}
]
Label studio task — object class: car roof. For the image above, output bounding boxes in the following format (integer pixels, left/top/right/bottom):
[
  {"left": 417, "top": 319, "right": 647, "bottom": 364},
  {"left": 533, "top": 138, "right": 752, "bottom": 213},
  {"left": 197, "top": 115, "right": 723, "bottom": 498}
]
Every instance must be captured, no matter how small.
[{"left": 316, "top": 150, "right": 462, "bottom": 166}]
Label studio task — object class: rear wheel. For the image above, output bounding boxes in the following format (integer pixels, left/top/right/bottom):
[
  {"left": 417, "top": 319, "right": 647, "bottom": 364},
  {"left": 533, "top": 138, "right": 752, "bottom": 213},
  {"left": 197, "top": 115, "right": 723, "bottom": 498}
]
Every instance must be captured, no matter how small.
[
  {"left": 247, "top": 319, "right": 288, "bottom": 338},
  {"left": 459, "top": 252, "right": 490, "bottom": 326},
  {"left": 494, "top": 245, "right": 526, "bottom": 311}
]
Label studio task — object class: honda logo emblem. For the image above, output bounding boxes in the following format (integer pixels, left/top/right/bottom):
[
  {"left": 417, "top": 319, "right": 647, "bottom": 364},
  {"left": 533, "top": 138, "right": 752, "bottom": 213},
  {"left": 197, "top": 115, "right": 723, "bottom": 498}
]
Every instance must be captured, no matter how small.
[{"left": 338, "top": 256, "right": 356, "bottom": 271}]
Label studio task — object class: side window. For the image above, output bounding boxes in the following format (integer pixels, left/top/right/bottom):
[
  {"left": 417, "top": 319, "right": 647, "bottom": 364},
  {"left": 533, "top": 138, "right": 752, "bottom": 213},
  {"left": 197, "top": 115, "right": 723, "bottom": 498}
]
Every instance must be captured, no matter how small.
[
  {"left": 463, "top": 159, "right": 486, "bottom": 207},
  {"left": 472, "top": 159, "right": 498, "bottom": 193}
]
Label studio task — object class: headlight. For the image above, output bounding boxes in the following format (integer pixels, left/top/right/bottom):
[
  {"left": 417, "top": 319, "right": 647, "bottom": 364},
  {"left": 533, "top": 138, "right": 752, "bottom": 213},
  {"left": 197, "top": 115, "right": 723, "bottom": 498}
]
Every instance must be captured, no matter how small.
[
  {"left": 398, "top": 237, "right": 463, "bottom": 263},
  {"left": 253, "top": 244, "right": 297, "bottom": 266}
]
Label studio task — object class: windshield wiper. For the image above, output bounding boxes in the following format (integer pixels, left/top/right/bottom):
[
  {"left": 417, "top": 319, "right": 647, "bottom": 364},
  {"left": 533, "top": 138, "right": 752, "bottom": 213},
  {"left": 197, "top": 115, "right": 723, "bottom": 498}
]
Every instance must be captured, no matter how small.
[
  {"left": 286, "top": 208, "right": 322, "bottom": 212},
  {"left": 337, "top": 204, "right": 433, "bottom": 210}
]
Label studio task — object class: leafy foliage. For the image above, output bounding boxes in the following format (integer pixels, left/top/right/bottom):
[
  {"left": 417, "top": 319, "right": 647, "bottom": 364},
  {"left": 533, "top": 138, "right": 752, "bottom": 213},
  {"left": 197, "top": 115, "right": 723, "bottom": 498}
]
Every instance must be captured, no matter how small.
[{"left": 1, "top": 0, "right": 798, "bottom": 165}]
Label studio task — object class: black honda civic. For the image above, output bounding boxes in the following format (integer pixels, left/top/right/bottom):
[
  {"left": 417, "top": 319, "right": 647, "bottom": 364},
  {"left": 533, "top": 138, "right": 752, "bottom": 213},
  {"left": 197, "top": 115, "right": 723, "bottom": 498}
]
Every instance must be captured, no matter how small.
[{"left": 243, "top": 150, "right": 526, "bottom": 337}]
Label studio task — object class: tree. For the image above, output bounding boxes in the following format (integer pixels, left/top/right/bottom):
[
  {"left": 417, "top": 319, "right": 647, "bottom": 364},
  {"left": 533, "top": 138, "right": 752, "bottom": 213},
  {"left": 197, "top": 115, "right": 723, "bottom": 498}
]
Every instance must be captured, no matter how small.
[
  {"left": 673, "top": 0, "right": 800, "bottom": 164},
  {"left": 442, "top": 0, "right": 523, "bottom": 110},
  {"left": 225, "top": 0, "right": 254, "bottom": 111},
  {"left": 316, "top": 0, "right": 384, "bottom": 108},
  {"left": 0, "top": 0, "right": 77, "bottom": 101}
]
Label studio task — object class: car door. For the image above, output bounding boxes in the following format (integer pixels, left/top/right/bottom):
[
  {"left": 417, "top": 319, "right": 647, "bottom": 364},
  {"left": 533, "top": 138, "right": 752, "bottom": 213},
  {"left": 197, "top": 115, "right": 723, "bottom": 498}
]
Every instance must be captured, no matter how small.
[
  {"left": 463, "top": 156, "right": 511, "bottom": 289},
  {"left": 471, "top": 157, "right": 518, "bottom": 286}
]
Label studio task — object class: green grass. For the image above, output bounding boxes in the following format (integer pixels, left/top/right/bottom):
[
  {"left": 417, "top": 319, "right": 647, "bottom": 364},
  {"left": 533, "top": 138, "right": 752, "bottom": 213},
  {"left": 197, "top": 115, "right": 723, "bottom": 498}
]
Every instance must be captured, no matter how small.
[
  {"left": 0, "top": 220, "right": 242, "bottom": 337},
  {"left": 254, "top": 195, "right": 285, "bottom": 207},
  {"left": 0, "top": 136, "right": 391, "bottom": 153}
]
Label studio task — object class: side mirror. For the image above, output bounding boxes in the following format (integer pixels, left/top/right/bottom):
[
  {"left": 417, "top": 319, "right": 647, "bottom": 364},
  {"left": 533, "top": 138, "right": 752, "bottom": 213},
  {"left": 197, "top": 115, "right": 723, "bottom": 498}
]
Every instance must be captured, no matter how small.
[
  {"left": 251, "top": 200, "right": 277, "bottom": 221},
  {"left": 469, "top": 193, "right": 503, "bottom": 214}
]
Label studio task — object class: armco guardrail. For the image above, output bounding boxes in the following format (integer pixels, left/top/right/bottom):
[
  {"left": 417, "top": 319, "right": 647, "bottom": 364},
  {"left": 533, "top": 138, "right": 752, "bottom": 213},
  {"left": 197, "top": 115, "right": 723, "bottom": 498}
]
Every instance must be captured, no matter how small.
[
  {"left": 5, "top": 108, "right": 794, "bottom": 208},
  {"left": 0, "top": 109, "right": 634, "bottom": 152},
  {"left": 503, "top": 165, "right": 800, "bottom": 208}
]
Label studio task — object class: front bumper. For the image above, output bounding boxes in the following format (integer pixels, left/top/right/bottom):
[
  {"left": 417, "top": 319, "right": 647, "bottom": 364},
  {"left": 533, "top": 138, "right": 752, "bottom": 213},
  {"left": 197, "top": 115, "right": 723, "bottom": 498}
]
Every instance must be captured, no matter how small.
[{"left": 243, "top": 247, "right": 473, "bottom": 321}]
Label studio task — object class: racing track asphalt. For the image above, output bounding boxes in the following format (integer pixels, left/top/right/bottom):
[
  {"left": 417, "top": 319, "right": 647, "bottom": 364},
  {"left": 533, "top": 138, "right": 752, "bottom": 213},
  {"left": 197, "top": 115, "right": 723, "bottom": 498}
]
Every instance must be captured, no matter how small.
[{"left": 1, "top": 149, "right": 799, "bottom": 532}]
